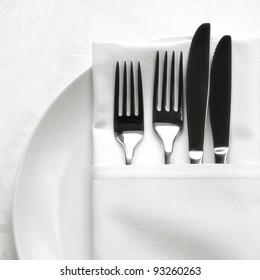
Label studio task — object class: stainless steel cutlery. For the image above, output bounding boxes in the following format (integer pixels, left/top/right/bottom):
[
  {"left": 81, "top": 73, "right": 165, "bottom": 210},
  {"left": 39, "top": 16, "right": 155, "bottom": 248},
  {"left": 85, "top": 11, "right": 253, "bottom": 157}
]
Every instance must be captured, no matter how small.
[
  {"left": 153, "top": 51, "right": 183, "bottom": 164},
  {"left": 186, "top": 23, "right": 211, "bottom": 164},
  {"left": 114, "top": 61, "right": 144, "bottom": 165},
  {"left": 113, "top": 24, "right": 232, "bottom": 165},
  {"left": 209, "top": 35, "right": 232, "bottom": 164}
]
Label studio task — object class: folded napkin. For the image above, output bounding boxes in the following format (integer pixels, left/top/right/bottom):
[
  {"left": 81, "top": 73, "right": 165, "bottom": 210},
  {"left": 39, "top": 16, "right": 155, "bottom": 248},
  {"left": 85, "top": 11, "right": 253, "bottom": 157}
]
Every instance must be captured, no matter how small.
[{"left": 92, "top": 38, "right": 260, "bottom": 259}]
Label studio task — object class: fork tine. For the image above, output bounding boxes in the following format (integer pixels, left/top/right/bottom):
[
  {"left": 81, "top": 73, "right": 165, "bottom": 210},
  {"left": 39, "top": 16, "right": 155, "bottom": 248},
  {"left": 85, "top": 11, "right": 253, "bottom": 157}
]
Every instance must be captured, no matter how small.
[
  {"left": 170, "top": 51, "right": 175, "bottom": 111},
  {"left": 114, "top": 62, "right": 120, "bottom": 117},
  {"left": 137, "top": 62, "right": 143, "bottom": 117},
  {"left": 178, "top": 52, "right": 183, "bottom": 112},
  {"left": 162, "top": 51, "right": 168, "bottom": 110},
  {"left": 122, "top": 61, "right": 127, "bottom": 116},
  {"left": 130, "top": 62, "right": 135, "bottom": 116},
  {"left": 153, "top": 51, "right": 159, "bottom": 111}
]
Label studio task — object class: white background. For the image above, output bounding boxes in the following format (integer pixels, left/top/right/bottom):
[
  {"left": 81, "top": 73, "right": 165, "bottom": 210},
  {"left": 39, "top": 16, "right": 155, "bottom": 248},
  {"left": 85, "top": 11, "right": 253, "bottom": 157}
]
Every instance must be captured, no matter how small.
[{"left": 0, "top": 0, "right": 260, "bottom": 259}]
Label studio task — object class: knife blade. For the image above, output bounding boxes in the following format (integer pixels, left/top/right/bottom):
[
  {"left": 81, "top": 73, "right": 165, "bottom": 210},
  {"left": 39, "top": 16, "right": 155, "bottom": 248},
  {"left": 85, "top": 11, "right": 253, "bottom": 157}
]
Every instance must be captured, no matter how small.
[
  {"left": 186, "top": 23, "right": 210, "bottom": 164},
  {"left": 209, "top": 35, "right": 232, "bottom": 164}
]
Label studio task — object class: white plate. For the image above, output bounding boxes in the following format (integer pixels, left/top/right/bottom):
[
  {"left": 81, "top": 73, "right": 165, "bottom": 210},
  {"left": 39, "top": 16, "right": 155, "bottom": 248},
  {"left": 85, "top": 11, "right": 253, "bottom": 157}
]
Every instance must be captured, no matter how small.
[
  {"left": 13, "top": 37, "right": 190, "bottom": 259},
  {"left": 13, "top": 69, "right": 93, "bottom": 259}
]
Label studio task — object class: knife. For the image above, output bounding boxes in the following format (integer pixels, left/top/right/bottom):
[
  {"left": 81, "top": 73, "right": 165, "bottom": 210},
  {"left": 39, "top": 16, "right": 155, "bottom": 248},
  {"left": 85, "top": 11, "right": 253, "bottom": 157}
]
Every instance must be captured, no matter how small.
[
  {"left": 209, "top": 36, "right": 232, "bottom": 164},
  {"left": 186, "top": 23, "right": 210, "bottom": 164}
]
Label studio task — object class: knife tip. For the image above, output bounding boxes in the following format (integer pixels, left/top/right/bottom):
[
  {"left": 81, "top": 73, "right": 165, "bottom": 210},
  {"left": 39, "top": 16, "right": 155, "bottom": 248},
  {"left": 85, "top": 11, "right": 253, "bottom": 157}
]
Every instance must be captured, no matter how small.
[
  {"left": 216, "top": 35, "right": 232, "bottom": 51},
  {"left": 200, "top": 23, "right": 210, "bottom": 29},
  {"left": 194, "top": 23, "right": 211, "bottom": 37},
  {"left": 221, "top": 35, "right": 232, "bottom": 43}
]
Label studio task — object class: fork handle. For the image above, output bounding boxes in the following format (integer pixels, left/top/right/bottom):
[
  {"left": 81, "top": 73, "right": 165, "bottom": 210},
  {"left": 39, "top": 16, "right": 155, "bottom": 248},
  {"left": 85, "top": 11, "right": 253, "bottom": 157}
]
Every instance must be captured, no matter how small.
[
  {"left": 125, "top": 144, "right": 136, "bottom": 165},
  {"left": 125, "top": 149, "right": 134, "bottom": 165},
  {"left": 165, "top": 152, "right": 172, "bottom": 164}
]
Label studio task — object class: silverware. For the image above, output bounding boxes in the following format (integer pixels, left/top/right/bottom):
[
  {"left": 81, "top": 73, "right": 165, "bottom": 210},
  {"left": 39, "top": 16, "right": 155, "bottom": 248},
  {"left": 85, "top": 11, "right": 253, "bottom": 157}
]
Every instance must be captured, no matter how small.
[
  {"left": 186, "top": 23, "right": 210, "bottom": 164},
  {"left": 114, "top": 61, "right": 144, "bottom": 165},
  {"left": 153, "top": 51, "right": 184, "bottom": 164},
  {"left": 209, "top": 35, "right": 232, "bottom": 163}
]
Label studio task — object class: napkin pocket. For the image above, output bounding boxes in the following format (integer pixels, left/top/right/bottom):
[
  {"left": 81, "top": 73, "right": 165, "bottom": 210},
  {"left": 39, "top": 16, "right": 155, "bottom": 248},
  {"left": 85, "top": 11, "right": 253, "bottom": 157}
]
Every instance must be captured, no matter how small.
[{"left": 93, "top": 164, "right": 260, "bottom": 259}]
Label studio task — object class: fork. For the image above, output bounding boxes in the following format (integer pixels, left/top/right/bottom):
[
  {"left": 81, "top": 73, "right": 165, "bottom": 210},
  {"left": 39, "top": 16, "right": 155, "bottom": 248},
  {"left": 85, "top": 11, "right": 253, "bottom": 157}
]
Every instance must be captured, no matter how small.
[
  {"left": 114, "top": 61, "right": 144, "bottom": 165},
  {"left": 153, "top": 51, "right": 183, "bottom": 164}
]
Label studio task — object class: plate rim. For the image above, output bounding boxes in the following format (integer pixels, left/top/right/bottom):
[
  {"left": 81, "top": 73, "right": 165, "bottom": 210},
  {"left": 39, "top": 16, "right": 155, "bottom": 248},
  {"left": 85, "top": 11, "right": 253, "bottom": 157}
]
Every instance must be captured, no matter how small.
[{"left": 12, "top": 68, "right": 90, "bottom": 259}]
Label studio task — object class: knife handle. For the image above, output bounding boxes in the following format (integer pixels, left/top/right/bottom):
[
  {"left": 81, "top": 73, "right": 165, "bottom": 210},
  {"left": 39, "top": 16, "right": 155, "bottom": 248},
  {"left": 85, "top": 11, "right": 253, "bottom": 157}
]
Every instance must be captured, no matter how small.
[
  {"left": 189, "top": 151, "right": 203, "bottom": 164},
  {"left": 214, "top": 147, "right": 229, "bottom": 164}
]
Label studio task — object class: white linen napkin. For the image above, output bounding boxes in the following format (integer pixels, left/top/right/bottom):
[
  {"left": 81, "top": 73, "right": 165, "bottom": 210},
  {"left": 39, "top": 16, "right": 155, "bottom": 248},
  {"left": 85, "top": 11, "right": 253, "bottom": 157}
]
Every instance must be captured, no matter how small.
[
  {"left": 93, "top": 164, "right": 260, "bottom": 259},
  {"left": 93, "top": 38, "right": 260, "bottom": 165},
  {"left": 92, "top": 38, "right": 260, "bottom": 259}
]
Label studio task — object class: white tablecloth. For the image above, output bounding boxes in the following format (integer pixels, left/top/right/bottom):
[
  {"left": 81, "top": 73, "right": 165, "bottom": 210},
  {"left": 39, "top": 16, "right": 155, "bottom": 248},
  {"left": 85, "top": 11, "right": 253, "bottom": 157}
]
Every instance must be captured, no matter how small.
[{"left": 0, "top": 0, "right": 260, "bottom": 259}]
